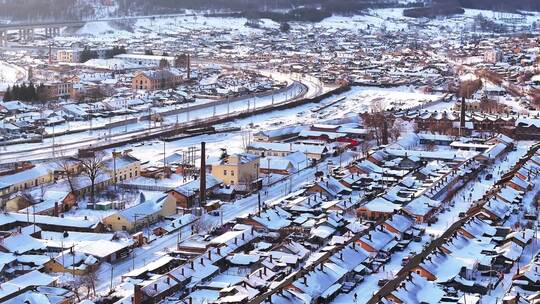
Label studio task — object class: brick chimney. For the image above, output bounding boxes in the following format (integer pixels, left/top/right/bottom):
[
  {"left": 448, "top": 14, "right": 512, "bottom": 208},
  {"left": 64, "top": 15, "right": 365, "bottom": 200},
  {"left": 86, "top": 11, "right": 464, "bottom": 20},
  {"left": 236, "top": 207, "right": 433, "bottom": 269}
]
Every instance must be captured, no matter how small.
[
  {"left": 133, "top": 284, "right": 143, "bottom": 304},
  {"left": 199, "top": 142, "right": 206, "bottom": 206}
]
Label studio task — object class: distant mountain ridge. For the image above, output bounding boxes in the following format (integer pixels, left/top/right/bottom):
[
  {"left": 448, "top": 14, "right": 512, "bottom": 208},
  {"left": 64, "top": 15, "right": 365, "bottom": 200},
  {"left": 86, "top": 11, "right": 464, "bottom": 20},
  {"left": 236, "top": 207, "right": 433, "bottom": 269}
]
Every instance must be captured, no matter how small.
[{"left": 0, "top": 0, "right": 538, "bottom": 23}]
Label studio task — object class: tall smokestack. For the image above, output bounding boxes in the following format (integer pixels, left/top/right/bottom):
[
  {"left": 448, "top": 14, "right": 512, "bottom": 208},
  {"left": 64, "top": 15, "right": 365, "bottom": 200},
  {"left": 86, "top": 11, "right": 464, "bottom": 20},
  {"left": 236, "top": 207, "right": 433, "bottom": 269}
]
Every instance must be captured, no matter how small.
[
  {"left": 200, "top": 142, "right": 206, "bottom": 206},
  {"left": 187, "top": 53, "right": 191, "bottom": 80},
  {"left": 460, "top": 97, "right": 466, "bottom": 136},
  {"left": 382, "top": 118, "right": 389, "bottom": 145}
]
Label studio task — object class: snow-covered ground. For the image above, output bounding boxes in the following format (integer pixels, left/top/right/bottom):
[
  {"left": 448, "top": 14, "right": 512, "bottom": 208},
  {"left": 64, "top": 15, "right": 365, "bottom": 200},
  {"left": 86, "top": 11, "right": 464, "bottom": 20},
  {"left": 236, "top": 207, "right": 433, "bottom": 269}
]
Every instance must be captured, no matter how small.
[
  {"left": 0, "top": 60, "right": 26, "bottom": 91},
  {"left": 41, "top": 6, "right": 539, "bottom": 45}
]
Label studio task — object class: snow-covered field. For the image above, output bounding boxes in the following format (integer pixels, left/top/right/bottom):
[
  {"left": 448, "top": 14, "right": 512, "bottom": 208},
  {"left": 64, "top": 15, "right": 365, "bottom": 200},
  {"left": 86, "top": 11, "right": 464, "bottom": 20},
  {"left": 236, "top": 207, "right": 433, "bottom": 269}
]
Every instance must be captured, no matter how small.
[
  {"left": 348, "top": 86, "right": 443, "bottom": 112},
  {"left": 0, "top": 60, "right": 26, "bottom": 91}
]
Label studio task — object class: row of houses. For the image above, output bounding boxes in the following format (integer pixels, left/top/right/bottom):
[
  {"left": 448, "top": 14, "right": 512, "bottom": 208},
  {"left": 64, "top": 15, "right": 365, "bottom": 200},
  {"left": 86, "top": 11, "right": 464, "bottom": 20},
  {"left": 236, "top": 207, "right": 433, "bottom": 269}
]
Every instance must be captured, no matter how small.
[{"left": 374, "top": 141, "right": 540, "bottom": 303}]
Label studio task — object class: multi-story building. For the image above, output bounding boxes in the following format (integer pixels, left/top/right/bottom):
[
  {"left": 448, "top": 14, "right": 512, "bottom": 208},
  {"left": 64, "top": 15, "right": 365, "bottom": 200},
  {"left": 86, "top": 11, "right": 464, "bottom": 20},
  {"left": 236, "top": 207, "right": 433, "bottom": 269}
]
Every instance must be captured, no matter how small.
[
  {"left": 42, "top": 82, "right": 74, "bottom": 100},
  {"left": 132, "top": 69, "right": 184, "bottom": 91},
  {"left": 56, "top": 49, "right": 80, "bottom": 63},
  {"left": 105, "top": 152, "right": 141, "bottom": 183},
  {"left": 211, "top": 153, "right": 260, "bottom": 190}
]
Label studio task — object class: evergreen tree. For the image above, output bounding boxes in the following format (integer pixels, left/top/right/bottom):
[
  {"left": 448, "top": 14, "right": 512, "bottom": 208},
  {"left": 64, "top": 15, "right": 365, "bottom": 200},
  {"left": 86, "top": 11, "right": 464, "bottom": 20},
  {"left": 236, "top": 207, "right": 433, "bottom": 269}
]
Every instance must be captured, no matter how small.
[
  {"left": 3, "top": 87, "right": 11, "bottom": 101},
  {"left": 12, "top": 85, "right": 20, "bottom": 100},
  {"left": 280, "top": 22, "right": 291, "bottom": 32},
  {"left": 36, "top": 83, "right": 46, "bottom": 101},
  {"left": 79, "top": 46, "right": 99, "bottom": 63},
  {"left": 20, "top": 83, "right": 28, "bottom": 101},
  {"left": 105, "top": 45, "right": 127, "bottom": 59},
  {"left": 28, "top": 82, "right": 37, "bottom": 101}
]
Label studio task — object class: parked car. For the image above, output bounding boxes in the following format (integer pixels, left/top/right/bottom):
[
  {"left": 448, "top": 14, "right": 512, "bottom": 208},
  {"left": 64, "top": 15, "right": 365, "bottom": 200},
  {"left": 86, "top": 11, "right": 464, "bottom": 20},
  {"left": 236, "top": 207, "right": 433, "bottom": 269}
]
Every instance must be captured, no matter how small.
[
  {"left": 401, "top": 256, "right": 411, "bottom": 266},
  {"left": 342, "top": 281, "right": 357, "bottom": 293}
]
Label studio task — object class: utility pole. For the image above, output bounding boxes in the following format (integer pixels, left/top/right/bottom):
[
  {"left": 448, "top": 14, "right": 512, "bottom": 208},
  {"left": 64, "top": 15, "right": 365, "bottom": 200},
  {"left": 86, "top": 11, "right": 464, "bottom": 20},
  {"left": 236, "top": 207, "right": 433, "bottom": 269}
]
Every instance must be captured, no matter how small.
[
  {"left": 52, "top": 124, "right": 56, "bottom": 157},
  {"left": 110, "top": 266, "right": 114, "bottom": 292},
  {"left": 112, "top": 150, "right": 121, "bottom": 191},
  {"left": 72, "top": 246, "right": 75, "bottom": 277},
  {"left": 33, "top": 206, "right": 36, "bottom": 233},
  {"left": 176, "top": 227, "right": 181, "bottom": 250},
  {"left": 258, "top": 192, "right": 261, "bottom": 215},
  {"left": 227, "top": 96, "right": 230, "bottom": 116},
  {"left": 148, "top": 108, "right": 152, "bottom": 130},
  {"left": 163, "top": 141, "right": 167, "bottom": 169},
  {"left": 267, "top": 158, "right": 271, "bottom": 185}
]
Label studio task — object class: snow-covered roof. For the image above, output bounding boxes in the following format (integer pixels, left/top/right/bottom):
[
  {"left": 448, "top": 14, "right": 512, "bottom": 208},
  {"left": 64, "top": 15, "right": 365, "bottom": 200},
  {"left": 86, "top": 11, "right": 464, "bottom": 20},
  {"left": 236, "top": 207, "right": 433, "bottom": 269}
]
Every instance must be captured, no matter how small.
[{"left": 0, "top": 234, "right": 46, "bottom": 254}]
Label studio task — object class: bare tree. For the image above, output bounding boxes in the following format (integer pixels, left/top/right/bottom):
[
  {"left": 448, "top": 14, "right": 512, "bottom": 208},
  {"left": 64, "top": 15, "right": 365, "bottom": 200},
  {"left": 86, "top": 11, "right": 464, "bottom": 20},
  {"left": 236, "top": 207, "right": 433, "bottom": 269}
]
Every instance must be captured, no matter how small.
[
  {"left": 359, "top": 140, "right": 372, "bottom": 158},
  {"left": 458, "top": 79, "right": 483, "bottom": 99},
  {"left": 192, "top": 213, "right": 216, "bottom": 234},
  {"left": 81, "top": 267, "right": 98, "bottom": 298},
  {"left": 389, "top": 118, "right": 405, "bottom": 142},
  {"left": 55, "top": 157, "right": 80, "bottom": 194},
  {"left": 363, "top": 102, "right": 388, "bottom": 146},
  {"left": 79, "top": 151, "right": 106, "bottom": 209},
  {"left": 425, "top": 141, "right": 436, "bottom": 151},
  {"left": 67, "top": 277, "right": 83, "bottom": 302}
]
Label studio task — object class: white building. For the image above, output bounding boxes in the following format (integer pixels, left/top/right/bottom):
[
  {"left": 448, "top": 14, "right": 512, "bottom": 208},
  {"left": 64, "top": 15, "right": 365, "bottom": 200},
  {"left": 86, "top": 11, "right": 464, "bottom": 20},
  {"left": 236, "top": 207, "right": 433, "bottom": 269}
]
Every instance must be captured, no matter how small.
[{"left": 114, "top": 54, "right": 175, "bottom": 68}]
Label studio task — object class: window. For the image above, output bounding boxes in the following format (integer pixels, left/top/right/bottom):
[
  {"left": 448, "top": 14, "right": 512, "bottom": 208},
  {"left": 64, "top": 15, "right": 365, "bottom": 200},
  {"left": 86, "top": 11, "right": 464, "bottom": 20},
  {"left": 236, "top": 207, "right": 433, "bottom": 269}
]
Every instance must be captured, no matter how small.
[
  {"left": 231, "top": 181, "right": 234, "bottom": 185},
  {"left": 224, "top": 170, "right": 227, "bottom": 176},
  {"left": 231, "top": 171, "right": 234, "bottom": 176}
]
